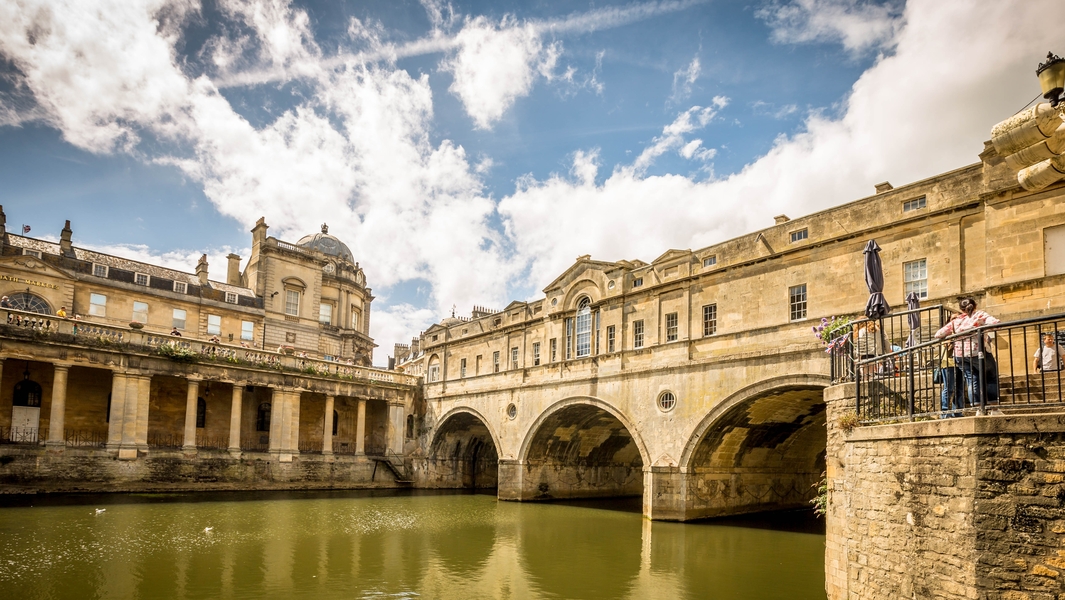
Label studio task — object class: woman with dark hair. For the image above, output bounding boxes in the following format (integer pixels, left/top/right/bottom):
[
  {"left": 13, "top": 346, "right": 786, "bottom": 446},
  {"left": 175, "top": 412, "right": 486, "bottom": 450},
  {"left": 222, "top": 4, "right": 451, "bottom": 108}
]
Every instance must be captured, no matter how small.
[{"left": 934, "top": 296, "right": 1000, "bottom": 410}]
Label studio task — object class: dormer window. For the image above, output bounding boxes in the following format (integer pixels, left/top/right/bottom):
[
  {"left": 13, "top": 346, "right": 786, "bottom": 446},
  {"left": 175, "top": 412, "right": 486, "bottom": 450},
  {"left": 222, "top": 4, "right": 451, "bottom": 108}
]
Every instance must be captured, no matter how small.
[
  {"left": 22, "top": 249, "right": 41, "bottom": 259},
  {"left": 93, "top": 264, "right": 109, "bottom": 278},
  {"left": 790, "top": 229, "right": 808, "bottom": 243},
  {"left": 703, "top": 255, "right": 717, "bottom": 268},
  {"left": 134, "top": 273, "right": 149, "bottom": 286},
  {"left": 173, "top": 281, "right": 187, "bottom": 294},
  {"left": 632, "top": 277, "right": 643, "bottom": 288},
  {"left": 225, "top": 292, "right": 238, "bottom": 304}
]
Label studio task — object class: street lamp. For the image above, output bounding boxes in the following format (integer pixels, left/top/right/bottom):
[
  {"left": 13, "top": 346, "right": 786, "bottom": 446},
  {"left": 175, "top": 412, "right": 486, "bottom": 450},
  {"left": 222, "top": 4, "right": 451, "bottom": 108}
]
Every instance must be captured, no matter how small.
[{"left": 1038, "top": 52, "right": 1065, "bottom": 107}]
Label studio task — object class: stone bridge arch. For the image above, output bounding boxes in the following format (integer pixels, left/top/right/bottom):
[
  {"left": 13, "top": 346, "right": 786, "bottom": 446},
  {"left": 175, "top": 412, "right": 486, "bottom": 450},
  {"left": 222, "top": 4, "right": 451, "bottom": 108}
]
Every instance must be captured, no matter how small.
[
  {"left": 652, "top": 374, "right": 831, "bottom": 521},
  {"left": 499, "top": 396, "right": 650, "bottom": 503},
  {"left": 418, "top": 407, "right": 501, "bottom": 489}
]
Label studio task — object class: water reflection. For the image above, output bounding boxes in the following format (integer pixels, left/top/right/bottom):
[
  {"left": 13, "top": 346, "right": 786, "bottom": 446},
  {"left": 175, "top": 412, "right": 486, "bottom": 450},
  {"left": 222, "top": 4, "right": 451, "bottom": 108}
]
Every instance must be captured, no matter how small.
[{"left": 0, "top": 491, "right": 825, "bottom": 600}]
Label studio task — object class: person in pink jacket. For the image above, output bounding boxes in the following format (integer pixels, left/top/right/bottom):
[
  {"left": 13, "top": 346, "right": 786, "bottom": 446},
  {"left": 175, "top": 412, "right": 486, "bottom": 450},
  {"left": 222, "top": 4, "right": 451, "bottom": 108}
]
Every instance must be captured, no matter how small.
[{"left": 934, "top": 296, "right": 1000, "bottom": 409}]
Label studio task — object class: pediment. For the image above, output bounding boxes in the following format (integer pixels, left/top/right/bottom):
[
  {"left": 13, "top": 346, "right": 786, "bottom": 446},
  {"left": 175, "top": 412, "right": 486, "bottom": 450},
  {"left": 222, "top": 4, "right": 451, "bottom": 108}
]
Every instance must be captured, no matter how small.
[
  {"left": 542, "top": 258, "right": 621, "bottom": 294},
  {"left": 0, "top": 254, "right": 76, "bottom": 281},
  {"left": 651, "top": 248, "right": 692, "bottom": 266}
]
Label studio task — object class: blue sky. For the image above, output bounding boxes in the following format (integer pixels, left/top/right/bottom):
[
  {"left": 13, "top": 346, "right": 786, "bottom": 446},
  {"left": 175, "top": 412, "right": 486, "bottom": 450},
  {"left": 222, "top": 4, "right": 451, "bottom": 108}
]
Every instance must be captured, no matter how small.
[{"left": 0, "top": 0, "right": 1061, "bottom": 364}]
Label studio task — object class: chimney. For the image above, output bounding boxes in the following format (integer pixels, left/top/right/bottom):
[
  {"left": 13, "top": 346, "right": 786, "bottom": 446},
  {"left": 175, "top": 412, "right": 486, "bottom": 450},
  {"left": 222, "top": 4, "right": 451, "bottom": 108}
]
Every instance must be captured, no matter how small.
[
  {"left": 875, "top": 181, "right": 894, "bottom": 193},
  {"left": 773, "top": 215, "right": 790, "bottom": 224},
  {"left": 60, "top": 220, "right": 73, "bottom": 256},
  {"left": 227, "top": 253, "right": 241, "bottom": 286},
  {"left": 196, "top": 254, "right": 209, "bottom": 286},
  {"left": 251, "top": 217, "right": 269, "bottom": 246}
]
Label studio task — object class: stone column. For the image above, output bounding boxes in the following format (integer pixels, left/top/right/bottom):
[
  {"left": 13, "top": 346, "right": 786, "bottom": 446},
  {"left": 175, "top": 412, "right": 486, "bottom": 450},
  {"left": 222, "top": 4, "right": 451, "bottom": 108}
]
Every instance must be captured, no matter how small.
[
  {"left": 355, "top": 398, "right": 367, "bottom": 455},
  {"left": 644, "top": 466, "right": 688, "bottom": 521},
  {"left": 135, "top": 375, "right": 151, "bottom": 451},
  {"left": 45, "top": 364, "right": 70, "bottom": 448},
  {"left": 182, "top": 378, "right": 201, "bottom": 452},
  {"left": 824, "top": 382, "right": 856, "bottom": 600},
  {"left": 281, "top": 391, "right": 301, "bottom": 462},
  {"left": 228, "top": 384, "right": 243, "bottom": 456},
  {"left": 322, "top": 395, "right": 335, "bottom": 455},
  {"left": 268, "top": 389, "right": 283, "bottom": 455},
  {"left": 106, "top": 370, "right": 127, "bottom": 450},
  {"left": 386, "top": 402, "right": 405, "bottom": 455},
  {"left": 119, "top": 374, "right": 150, "bottom": 460}
]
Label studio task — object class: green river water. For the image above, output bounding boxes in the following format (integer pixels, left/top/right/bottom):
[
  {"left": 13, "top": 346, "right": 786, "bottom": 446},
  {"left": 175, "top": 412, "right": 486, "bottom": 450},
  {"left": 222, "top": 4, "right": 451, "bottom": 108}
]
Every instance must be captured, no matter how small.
[{"left": 0, "top": 490, "right": 825, "bottom": 599}]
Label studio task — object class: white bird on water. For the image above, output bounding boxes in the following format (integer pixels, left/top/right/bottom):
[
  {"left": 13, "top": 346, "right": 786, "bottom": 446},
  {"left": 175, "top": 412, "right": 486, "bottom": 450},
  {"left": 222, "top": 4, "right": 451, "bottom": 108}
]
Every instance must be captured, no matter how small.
[
  {"left": 94, "top": 508, "right": 106, "bottom": 515},
  {"left": 204, "top": 526, "right": 214, "bottom": 533}
]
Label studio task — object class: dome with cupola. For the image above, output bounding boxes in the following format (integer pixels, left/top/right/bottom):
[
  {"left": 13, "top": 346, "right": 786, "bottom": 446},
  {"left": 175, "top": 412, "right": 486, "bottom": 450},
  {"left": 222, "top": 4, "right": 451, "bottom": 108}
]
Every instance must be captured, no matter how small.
[{"left": 297, "top": 223, "right": 354, "bottom": 264}]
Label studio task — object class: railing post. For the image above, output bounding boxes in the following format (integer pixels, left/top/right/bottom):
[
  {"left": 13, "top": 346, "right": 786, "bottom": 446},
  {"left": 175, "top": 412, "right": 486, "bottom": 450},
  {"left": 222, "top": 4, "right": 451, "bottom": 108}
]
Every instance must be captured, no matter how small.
[
  {"left": 977, "top": 333, "right": 987, "bottom": 415},
  {"left": 907, "top": 351, "right": 915, "bottom": 421}
]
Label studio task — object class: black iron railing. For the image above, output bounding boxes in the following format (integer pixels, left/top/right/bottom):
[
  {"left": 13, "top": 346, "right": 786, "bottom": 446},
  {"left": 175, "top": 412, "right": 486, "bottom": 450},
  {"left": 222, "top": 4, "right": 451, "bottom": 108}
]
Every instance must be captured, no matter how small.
[
  {"left": 0, "top": 426, "right": 39, "bottom": 444},
  {"left": 298, "top": 440, "right": 323, "bottom": 454},
  {"left": 147, "top": 432, "right": 184, "bottom": 449},
  {"left": 828, "top": 305, "right": 951, "bottom": 384},
  {"left": 195, "top": 432, "right": 229, "bottom": 450},
  {"left": 853, "top": 312, "right": 1065, "bottom": 422},
  {"left": 241, "top": 434, "right": 270, "bottom": 452},
  {"left": 65, "top": 429, "right": 107, "bottom": 447}
]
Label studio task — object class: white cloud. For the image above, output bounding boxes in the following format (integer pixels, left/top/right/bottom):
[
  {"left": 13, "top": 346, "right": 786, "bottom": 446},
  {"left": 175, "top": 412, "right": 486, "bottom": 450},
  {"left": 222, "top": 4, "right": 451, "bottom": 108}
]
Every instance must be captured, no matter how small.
[
  {"left": 442, "top": 16, "right": 560, "bottom": 129},
  {"left": 756, "top": 0, "right": 903, "bottom": 54},
  {"left": 671, "top": 56, "right": 700, "bottom": 103},
  {"left": 630, "top": 105, "right": 723, "bottom": 173}
]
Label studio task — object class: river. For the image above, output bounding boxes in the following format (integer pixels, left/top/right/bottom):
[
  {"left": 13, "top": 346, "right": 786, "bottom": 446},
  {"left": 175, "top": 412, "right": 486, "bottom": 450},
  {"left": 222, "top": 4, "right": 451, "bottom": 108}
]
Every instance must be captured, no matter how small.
[{"left": 0, "top": 490, "right": 825, "bottom": 599}]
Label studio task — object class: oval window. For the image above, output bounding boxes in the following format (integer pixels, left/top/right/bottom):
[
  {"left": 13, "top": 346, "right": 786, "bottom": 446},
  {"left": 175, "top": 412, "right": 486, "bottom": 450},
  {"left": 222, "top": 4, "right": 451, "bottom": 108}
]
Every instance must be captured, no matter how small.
[
  {"left": 657, "top": 391, "right": 677, "bottom": 413},
  {"left": 507, "top": 403, "right": 517, "bottom": 419}
]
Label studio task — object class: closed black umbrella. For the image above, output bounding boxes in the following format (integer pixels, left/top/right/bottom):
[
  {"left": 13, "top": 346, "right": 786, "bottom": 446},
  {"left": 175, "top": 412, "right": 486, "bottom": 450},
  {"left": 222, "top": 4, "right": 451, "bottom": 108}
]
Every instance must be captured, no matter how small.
[
  {"left": 864, "top": 240, "right": 890, "bottom": 319},
  {"left": 905, "top": 291, "right": 921, "bottom": 347}
]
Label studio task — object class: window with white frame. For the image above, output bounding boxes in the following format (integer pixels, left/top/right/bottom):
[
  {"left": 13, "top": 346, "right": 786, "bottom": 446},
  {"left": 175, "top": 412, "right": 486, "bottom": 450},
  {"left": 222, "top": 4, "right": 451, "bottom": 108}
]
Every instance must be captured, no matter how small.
[
  {"left": 633, "top": 319, "right": 645, "bottom": 349},
  {"left": 790, "top": 228, "right": 808, "bottom": 243},
  {"left": 225, "top": 292, "right": 238, "bottom": 304},
  {"left": 789, "top": 284, "right": 808, "bottom": 321},
  {"left": 565, "top": 317, "right": 574, "bottom": 360},
  {"left": 511, "top": 346, "right": 519, "bottom": 369},
  {"left": 533, "top": 342, "right": 541, "bottom": 366},
  {"left": 903, "top": 259, "right": 928, "bottom": 299},
  {"left": 903, "top": 196, "right": 927, "bottom": 212},
  {"left": 22, "top": 249, "right": 41, "bottom": 258},
  {"left": 492, "top": 351, "right": 500, "bottom": 373},
  {"left": 284, "top": 290, "right": 300, "bottom": 316},
  {"left": 460, "top": 358, "right": 467, "bottom": 378},
  {"left": 665, "top": 312, "right": 678, "bottom": 342},
  {"left": 173, "top": 281, "right": 187, "bottom": 294},
  {"left": 702, "top": 255, "right": 717, "bottom": 268},
  {"left": 607, "top": 325, "right": 616, "bottom": 352},
  {"left": 319, "top": 302, "right": 332, "bottom": 325},
  {"left": 632, "top": 277, "right": 643, "bottom": 288},
  {"left": 172, "top": 308, "right": 186, "bottom": 329},
  {"left": 134, "top": 273, "right": 149, "bottom": 286},
  {"left": 207, "top": 314, "right": 221, "bottom": 335},
  {"left": 703, "top": 304, "right": 717, "bottom": 336},
  {"left": 575, "top": 298, "right": 592, "bottom": 357},
  {"left": 89, "top": 293, "right": 107, "bottom": 317},
  {"left": 241, "top": 321, "right": 254, "bottom": 341},
  {"left": 93, "top": 264, "right": 109, "bottom": 278},
  {"left": 428, "top": 364, "right": 440, "bottom": 382},
  {"left": 132, "top": 301, "right": 148, "bottom": 324},
  {"left": 550, "top": 338, "right": 557, "bottom": 362}
]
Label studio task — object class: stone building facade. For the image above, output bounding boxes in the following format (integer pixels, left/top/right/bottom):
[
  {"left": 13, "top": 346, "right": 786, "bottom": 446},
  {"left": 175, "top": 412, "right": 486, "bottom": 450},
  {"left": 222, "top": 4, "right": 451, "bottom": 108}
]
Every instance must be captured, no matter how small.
[
  {"left": 0, "top": 215, "right": 412, "bottom": 493},
  {"left": 406, "top": 140, "right": 1065, "bottom": 521}
]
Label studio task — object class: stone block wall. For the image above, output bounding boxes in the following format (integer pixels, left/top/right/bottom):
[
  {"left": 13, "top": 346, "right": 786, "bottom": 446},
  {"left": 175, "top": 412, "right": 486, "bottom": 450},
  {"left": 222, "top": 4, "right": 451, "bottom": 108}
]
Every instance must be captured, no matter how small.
[{"left": 826, "top": 382, "right": 1065, "bottom": 599}]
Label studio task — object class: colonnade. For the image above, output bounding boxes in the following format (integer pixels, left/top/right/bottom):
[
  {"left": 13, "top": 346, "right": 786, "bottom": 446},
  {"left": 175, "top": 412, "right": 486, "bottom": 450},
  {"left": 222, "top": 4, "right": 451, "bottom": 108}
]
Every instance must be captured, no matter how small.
[{"left": 2, "top": 358, "right": 408, "bottom": 462}]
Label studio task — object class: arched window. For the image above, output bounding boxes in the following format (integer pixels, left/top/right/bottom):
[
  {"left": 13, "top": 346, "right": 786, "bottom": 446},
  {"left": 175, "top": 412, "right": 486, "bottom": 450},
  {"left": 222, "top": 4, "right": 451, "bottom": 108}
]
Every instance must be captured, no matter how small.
[
  {"left": 575, "top": 298, "right": 592, "bottom": 358},
  {"left": 405, "top": 414, "right": 415, "bottom": 439},
  {"left": 12, "top": 370, "right": 42, "bottom": 407},
  {"left": 8, "top": 292, "right": 51, "bottom": 314},
  {"left": 332, "top": 410, "right": 339, "bottom": 436},
  {"left": 427, "top": 354, "right": 441, "bottom": 382},
  {"left": 256, "top": 402, "right": 271, "bottom": 432},
  {"left": 196, "top": 398, "right": 206, "bottom": 428}
]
